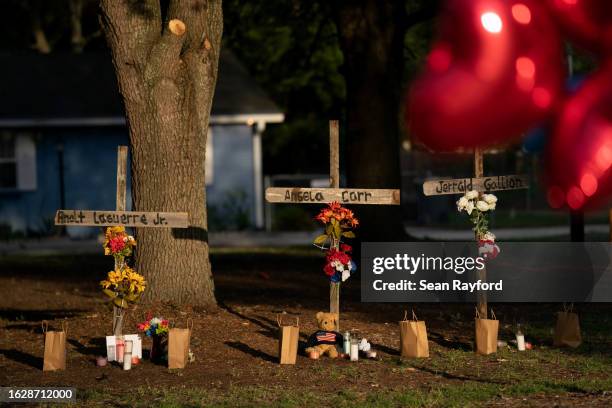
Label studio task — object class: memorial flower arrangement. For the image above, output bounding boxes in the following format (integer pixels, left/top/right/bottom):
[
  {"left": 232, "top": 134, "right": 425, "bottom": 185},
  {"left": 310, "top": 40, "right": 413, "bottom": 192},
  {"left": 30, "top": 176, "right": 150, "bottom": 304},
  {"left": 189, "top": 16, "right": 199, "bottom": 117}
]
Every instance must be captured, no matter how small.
[
  {"left": 324, "top": 244, "right": 357, "bottom": 282},
  {"left": 100, "top": 265, "right": 146, "bottom": 308},
  {"left": 313, "top": 202, "right": 359, "bottom": 281},
  {"left": 456, "top": 191, "right": 500, "bottom": 260},
  {"left": 137, "top": 315, "right": 169, "bottom": 337},
  {"left": 100, "top": 226, "right": 144, "bottom": 335},
  {"left": 103, "top": 226, "right": 136, "bottom": 260},
  {"left": 313, "top": 201, "right": 359, "bottom": 246},
  {"left": 136, "top": 314, "right": 169, "bottom": 361}
]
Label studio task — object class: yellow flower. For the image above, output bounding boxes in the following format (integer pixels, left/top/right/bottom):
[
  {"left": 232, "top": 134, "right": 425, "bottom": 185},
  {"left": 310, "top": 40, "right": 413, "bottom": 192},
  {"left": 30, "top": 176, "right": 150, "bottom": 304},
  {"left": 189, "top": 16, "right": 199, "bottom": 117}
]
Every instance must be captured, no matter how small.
[{"left": 100, "top": 265, "right": 145, "bottom": 301}]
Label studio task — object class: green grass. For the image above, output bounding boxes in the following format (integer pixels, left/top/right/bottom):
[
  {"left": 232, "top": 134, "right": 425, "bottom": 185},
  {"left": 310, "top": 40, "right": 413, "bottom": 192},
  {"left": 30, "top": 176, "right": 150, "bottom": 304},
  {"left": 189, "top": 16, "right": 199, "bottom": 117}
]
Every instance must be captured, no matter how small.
[{"left": 68, "top": 374, "right": 611, "bottom": 408}]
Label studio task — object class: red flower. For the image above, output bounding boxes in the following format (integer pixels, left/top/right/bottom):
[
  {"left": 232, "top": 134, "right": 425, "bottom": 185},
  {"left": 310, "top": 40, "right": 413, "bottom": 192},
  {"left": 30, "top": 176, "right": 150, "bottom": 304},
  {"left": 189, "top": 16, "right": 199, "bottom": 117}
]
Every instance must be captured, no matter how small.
[
  {"left": 340, "top": 244, "right": 352, "bottom": 253},
  {"left": 323, "top": 263, "right": 335, "bottom": 276},
  {"left": 326, "top": 248, "right": 352, "bottom": 265},
  {"left": 109, "top": 237, "right": 126, "bottom": 253}
]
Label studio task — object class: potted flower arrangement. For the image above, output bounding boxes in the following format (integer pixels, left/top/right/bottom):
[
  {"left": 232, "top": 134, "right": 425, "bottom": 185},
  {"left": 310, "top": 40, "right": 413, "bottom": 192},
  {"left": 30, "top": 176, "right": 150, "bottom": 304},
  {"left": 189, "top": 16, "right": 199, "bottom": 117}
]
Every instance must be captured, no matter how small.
[
  {"left": 100, "top": 226, "right": 145, "bottom": 335},
  {"left": 137, "top": 315, "right": 169, "bottom": 362},
  {"left": 456, "top": 191, "right": 500, "bottom": 259}
]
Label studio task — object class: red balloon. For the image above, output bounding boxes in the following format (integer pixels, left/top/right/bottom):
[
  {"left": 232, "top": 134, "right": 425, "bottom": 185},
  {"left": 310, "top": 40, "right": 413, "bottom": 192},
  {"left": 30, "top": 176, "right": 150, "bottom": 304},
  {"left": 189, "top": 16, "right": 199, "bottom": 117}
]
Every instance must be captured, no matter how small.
[
  {"left": 408, "top": 0, "right": 565, "bottom": 151},
  {"left": 545, "top": 63, "right": 612, "bottom": 210},
  {"left": 546, "top": 0, "right": 612, "bottom": 56}
]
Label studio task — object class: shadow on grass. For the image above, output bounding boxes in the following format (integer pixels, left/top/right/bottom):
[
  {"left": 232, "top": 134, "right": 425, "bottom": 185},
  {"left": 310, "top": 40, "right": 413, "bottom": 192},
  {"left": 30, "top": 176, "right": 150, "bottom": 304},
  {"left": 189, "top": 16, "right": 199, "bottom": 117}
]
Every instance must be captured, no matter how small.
[
  {"left": 414, "top": 364, "right": 507, "bottom": 385},
  {"left": 218, "top": 303, "right": 278, "bottom": 340},
  {"left": 68, "top": 337, "right": 106, "bottom": 358},
  {"left": 370, "top": 341, "right": 400, "bottom": 357},
  {"left": 224, "top": 341, "right": 276, "bottom": 363},
  {"left": 428, "top": 331, "right": 473, "bottom": 351},
  {"left": 0, "top": 349, "right": 42, "bottom": 369},
  {"left": 0, "top": 309, "right": 85, "bottom": 322}
]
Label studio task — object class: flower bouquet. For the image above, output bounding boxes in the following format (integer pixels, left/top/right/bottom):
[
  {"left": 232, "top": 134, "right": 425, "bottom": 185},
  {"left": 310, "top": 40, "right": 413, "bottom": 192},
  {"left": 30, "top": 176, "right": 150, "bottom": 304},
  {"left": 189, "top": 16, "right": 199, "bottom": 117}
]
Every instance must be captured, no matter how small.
[
  {"left": 313, "top": 202, "right": 359, "bottom": 282},
  {"left": 456, "top": 191, "right": 500, "bottom": 260},
  {"left": 100, "top": 226, "right": 145, "bottom": 335},
  {"left": 313, "top": 202, "right": 359, "bottom": 248},
  {"left": 103, "top": 226, "right": 137, "bottom": 260},
  {"left": 137, "top": 315, "right": 169, "bottom": 361},
  {"left": 324, "top": 245, "right": 357, "bottom": 283}
]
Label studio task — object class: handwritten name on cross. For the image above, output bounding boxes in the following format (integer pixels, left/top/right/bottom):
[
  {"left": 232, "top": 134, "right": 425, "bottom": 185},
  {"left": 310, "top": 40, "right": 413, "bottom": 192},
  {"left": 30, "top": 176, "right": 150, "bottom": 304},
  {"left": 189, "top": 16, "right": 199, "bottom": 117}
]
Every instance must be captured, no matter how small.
[
  {"left": 265, "top": 120, "right": 400, "bottom": 331},
  {"left": 55, "top": 146, "right": 189, "bottom": 229},
  {"left": 422, "top": 148, "right": 529, "bottom": 319}
]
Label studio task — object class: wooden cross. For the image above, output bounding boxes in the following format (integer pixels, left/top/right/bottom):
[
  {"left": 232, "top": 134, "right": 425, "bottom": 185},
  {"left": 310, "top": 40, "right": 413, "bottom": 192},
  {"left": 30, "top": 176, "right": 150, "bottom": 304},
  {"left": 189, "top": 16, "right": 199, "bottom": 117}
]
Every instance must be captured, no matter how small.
[
  {"left": 265, "top": 120, "right": 400, "bottom": 330},
  {"left": 54, "top": 146, "right": 189, "bottom": 335},
  {"left": 422, "top": 148, "right": 529, "bottom": 318},
  {"left": 55, "top": 146, "right": 189, "bottom": 229}
]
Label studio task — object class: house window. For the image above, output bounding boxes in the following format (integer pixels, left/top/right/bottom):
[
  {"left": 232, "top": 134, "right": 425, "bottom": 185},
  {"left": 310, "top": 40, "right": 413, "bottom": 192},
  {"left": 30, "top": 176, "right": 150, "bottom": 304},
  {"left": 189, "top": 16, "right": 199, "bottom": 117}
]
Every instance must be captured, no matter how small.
[
  {"left": 0, "top": 132, "right": 17, "bottom": 189},
  {"left": 0, "top": 132, "right": 37, "bottom": 191}
]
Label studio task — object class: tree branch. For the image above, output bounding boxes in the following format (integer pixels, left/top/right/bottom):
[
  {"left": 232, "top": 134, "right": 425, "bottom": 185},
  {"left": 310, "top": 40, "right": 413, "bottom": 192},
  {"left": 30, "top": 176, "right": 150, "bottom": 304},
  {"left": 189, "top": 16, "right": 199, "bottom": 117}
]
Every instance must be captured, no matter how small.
[
  {"left": 167, "top": 0, "right": 223, "bottom": 59},
  {"left": 146, "top": 19, "right": 187, "bottom": 81},
  {"left": 69, "top": 0, "right": 85, "bottom": 53},
  {"left": 100, "top": 0, "right": 162, "bottom": 66},
  {"left": 30, "top": 0, "right": 51, "bottom": 54}
]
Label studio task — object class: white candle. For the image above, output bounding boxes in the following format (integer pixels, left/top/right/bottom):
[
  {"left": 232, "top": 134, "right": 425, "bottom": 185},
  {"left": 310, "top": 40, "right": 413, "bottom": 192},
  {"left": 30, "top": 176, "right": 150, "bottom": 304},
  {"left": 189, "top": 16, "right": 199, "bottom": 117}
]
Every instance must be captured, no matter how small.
[
  {"left": 125, "top": 340, "right": 133, "bottom": 353},
  {"left": 516, "top": 334, "right": 525, "bottom": 351},
  {"left": 116, "top": 337, "right": 125, "bottom": 363},
  {"left": 123, "top": 352, "right": 132, "bottom": 370},
  {"left": 516, "top": 325, "right": 526, "bottom": 351},
  {"left": 350, "top": 339, "right": 359, "bottom": 361},
  {"left": 343, "top": 332, "right": 351, "bottom": 354}
]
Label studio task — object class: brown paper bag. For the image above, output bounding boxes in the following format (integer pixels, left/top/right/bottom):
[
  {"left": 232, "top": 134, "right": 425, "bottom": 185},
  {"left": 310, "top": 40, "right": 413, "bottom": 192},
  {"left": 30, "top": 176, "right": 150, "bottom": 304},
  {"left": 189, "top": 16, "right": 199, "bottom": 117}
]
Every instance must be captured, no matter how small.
[
  {"left": 42, "top": 320, "right": 67, "bottom": 371},
  {"left": 475, "top": 308, "right": 498, "bottom": 355},
  {"left": 399, "top": 310, "right": 429, "bottom": 358},
  {"left": 168, "top": 319, "right": 192, "bottom": 369},
  {"left": 553, "top": 304, "right": 582, "bottom": 348},
  {"left": 277, "top": 315, "right": 299, "bottom": 364}
]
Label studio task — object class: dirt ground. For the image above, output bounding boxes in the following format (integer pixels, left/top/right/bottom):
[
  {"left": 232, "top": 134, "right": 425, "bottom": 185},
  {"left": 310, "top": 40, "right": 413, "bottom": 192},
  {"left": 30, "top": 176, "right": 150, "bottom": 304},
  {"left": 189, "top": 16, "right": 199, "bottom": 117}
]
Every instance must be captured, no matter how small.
[{"left": 0, "top": 249, "right": 610, "bottom": 407}]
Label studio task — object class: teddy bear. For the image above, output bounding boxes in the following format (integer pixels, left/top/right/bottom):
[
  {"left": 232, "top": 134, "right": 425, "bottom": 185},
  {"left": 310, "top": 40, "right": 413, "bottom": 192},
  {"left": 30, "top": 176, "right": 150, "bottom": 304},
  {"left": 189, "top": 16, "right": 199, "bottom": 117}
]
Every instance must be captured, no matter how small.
[{"left": 305, "top": 312, "right": 343, "bottom": 358}]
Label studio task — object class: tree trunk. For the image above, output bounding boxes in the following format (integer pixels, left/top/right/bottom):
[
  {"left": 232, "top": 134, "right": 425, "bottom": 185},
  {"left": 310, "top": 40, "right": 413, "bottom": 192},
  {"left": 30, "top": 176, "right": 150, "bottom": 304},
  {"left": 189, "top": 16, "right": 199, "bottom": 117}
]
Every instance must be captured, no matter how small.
[
  {"left": 333, "top": 0, "right": 407, "bottom": 241},
  {"left": 100, "top": 0, "right": 223, "bottom": 307}
]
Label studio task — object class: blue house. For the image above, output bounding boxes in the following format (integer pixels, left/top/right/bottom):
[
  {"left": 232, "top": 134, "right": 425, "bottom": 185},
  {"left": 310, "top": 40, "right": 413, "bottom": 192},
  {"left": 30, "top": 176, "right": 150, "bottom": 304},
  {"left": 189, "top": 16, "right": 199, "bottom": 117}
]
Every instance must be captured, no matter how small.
[{"left": 0, "top": 51, "right": 283, "bottom": 237}]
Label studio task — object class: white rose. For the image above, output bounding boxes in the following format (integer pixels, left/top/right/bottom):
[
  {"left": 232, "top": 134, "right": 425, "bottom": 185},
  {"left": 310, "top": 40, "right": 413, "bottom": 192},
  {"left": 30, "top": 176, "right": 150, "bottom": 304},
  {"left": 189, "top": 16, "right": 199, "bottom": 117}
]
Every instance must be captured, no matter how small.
[
  {"left": 466, "top": 190, "right": 479, "bottom": 200},
  {"left": 482, "top": 231, "right": 496, "bottom": 241},
  {"left": 457, "top": 196, "right": 469, "bottom": 211},
  {"left": 476, "top": 201, "right": 490, "bottom": 212},
  {"left": 483, "top": 194, "right": 497, "bottom": 204},
  {"left": 488, "top": 202, "right": 496, "bottom": 210},
  {"left": 466, "top": 201, "right": 475, "bottom": 215}
]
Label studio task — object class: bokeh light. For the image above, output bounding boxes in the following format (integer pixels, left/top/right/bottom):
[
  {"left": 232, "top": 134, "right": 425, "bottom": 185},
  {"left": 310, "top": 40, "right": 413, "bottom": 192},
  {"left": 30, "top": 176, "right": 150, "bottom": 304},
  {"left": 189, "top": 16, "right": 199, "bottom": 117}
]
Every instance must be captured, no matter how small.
[
  {"left": 566, "top": 186, "right": 585, "bottom": 209},
  {"left": 516, "top": 57, "right": 535, "bottom": 78},
  {"left": 511, "top": 4, "right": 531, "bottom": 24},
  {"left": 580, "top": 173, "right": 598, "bottom": 196},
  {"left": 481, "top": 12, "right": 503, "bottom": 33}
]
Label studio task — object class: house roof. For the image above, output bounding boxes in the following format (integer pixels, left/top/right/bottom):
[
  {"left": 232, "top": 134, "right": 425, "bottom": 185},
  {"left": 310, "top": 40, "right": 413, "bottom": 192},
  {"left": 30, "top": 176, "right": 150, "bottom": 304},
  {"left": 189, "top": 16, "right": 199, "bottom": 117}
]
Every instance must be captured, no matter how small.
[{"left": 0, "top": 50, "right": 283, "bottom": 127}]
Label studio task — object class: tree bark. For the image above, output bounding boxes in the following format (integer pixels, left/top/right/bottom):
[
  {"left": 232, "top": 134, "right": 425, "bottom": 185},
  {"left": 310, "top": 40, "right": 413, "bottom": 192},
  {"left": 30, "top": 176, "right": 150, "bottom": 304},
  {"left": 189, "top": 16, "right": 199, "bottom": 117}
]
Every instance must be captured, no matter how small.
[
  {"left": 332, "top": 0, "right": 407, "bottom": 241},
  {"left": 100, "top": 0, "right": 223, "bottom": 308}
]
